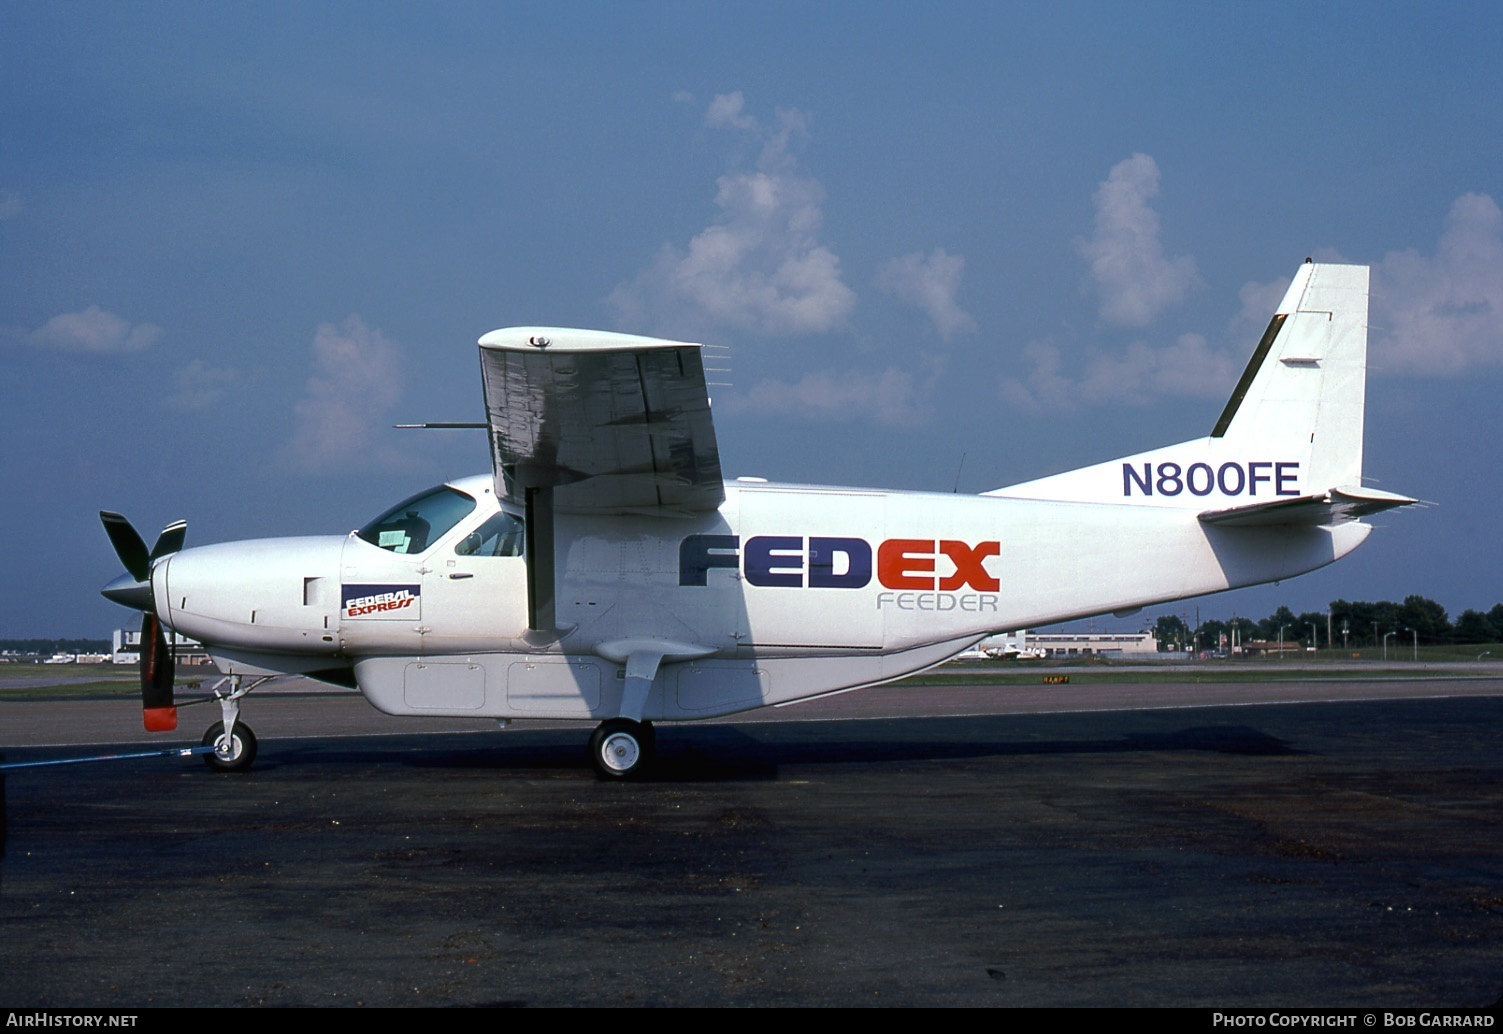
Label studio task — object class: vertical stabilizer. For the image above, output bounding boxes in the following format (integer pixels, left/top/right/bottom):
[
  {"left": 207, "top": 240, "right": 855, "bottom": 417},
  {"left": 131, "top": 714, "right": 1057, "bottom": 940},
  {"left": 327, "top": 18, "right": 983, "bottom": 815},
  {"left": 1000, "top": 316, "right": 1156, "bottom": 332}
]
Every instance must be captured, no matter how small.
[
  {"left": 988, "top": 262, "right": 1374, "bottom": 509},
  {"left": 1211, "top": 262, "right": 1368, "bottom": 491}
]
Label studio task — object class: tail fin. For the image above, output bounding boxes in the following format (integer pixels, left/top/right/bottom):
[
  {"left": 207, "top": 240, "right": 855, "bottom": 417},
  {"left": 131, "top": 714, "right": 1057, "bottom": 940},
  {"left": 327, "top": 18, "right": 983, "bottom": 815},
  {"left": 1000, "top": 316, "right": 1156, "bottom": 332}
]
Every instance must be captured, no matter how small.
[
  {"left": 1211, "top": 261, "right": 1367, "bottom": 490},
  {"left": 988, "top": 261, "right": 1410, "bottom": 520}
]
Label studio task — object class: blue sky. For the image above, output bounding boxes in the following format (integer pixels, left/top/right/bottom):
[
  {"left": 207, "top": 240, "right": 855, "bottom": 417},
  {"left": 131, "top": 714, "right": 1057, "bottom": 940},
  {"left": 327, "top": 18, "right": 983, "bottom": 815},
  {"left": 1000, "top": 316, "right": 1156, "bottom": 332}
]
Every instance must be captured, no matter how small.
[{"left": 3, "top": 1, "right": 1500, "bottom": 638}]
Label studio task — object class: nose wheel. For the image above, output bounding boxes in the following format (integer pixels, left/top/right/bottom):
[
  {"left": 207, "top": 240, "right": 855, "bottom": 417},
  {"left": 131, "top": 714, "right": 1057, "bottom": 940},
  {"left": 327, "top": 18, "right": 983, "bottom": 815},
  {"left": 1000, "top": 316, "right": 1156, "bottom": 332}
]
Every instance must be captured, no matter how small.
[
  {"left": 202, "top": 719, "right": 258, "bottom": 772},
  {"left": 589, "top": 719, "right": 654, "bottom": 779},
  {"left": 196, "top": 673, "right": 268, "bottom": 771}
]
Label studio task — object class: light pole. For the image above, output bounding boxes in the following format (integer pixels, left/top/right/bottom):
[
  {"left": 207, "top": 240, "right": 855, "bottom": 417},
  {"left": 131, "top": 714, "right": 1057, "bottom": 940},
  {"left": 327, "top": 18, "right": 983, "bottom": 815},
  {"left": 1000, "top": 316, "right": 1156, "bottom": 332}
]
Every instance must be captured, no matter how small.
[
  {"left": 1279, "top": 624, "right": 1287, "bottom": 660},
  {"left": 1408, "top": 627, "right": 1418, "bottom": 662},
  {"left": 1384, "top": 630, "right": 1396, "bottom": 661},
  {"left": 1309, "top": 621, "right": 1317, "bottom": 658}
]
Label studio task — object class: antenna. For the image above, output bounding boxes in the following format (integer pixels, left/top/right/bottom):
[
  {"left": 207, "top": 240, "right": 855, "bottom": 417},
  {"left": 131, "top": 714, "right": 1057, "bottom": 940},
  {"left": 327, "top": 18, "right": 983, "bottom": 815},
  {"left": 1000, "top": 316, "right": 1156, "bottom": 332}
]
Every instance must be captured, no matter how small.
[{"left": 393, "top": 423, "right": 487, "bottom": 429}]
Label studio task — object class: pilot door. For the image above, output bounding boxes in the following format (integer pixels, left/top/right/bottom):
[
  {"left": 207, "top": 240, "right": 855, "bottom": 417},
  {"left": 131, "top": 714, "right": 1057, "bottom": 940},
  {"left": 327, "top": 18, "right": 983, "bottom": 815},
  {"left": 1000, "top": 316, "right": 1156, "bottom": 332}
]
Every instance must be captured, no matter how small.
[{"left": 417, "top": 510, "right": 530, "bottom": 652}]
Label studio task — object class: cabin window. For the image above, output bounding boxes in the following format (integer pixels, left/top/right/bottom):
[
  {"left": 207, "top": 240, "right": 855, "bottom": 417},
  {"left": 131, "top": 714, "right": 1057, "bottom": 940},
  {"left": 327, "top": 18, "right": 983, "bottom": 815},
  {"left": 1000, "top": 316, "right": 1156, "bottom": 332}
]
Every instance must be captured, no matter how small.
[
  {"left": 454, "top": 511, "right": 525, "bottom": 558},
  {"left": 356, "top": 485, "right": 477, "bottom": 554}
]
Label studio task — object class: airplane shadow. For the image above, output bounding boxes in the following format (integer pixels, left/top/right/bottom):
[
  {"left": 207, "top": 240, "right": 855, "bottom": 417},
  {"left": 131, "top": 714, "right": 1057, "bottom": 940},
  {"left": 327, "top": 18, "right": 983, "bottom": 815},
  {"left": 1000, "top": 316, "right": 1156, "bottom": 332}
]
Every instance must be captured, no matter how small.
[
  {"left": 381, "top": 719, "right": 1301, "bottom": 783},
  {"left": 0, "top": 719, "right": 1303, "bottom": 792}
]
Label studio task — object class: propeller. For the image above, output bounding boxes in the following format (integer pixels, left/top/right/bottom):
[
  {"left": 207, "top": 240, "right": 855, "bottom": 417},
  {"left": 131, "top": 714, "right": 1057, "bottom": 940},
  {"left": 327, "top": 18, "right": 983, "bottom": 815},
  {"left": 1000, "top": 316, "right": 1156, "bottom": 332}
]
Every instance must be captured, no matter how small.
[{"left": 99, "top": 512, "right": 188, "bottom": 732}]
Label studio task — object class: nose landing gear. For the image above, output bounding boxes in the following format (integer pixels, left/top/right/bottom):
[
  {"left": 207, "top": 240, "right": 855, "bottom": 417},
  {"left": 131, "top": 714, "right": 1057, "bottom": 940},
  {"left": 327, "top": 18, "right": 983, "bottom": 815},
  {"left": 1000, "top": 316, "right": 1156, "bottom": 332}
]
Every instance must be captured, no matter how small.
[{"left": 199, "top": 674, "right": 269, "bottom": 772}]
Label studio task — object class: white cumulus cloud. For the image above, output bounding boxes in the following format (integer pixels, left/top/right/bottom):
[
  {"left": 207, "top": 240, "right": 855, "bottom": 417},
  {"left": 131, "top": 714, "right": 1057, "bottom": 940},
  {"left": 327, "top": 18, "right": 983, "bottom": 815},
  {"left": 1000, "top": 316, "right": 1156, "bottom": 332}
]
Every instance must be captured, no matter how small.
[
  {"left": 608, "top": 92, "right": 855, "bottom": 338},
  {"left": 704, "top": 90, "right": 760, "bottom": 132},
  {"left": 170, "top": 359, "right": 239, "bottom": 411},
  {"left": 725, "top": 358, "right": 945, "bottom": 429},
  {"left": 1079, "top": 154, "right": 1197, "bottom": 327},
  {"left": 876, "top": 248, "right": 976, "bottom": 340},
  {"left": 282, "top": 316, "right": 408, "bottom": 472},
  {"left": 1371, "top": 192, "right": 1503, "bottom": 374},
  {"left": 25, "top": 306, "right": 162, "bottom": 353},
  {"left": 999, "top": 333, "right": 1240, "bottom": 413}
]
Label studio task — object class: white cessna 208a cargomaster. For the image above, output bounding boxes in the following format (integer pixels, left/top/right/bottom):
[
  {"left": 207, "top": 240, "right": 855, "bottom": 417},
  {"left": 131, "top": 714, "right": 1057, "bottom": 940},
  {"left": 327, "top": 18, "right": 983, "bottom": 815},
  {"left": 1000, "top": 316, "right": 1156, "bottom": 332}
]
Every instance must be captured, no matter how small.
[{"left": 101, "top": 261, "right": 1413, "bottom": 777}]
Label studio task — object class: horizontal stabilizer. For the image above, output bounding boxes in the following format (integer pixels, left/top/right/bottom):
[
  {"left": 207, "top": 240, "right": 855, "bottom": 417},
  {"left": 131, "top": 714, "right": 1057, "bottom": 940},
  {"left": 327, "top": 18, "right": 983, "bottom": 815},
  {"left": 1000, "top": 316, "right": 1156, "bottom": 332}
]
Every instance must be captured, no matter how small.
[{"left": 1198, "top": 486, "right": 1416, "bottom": 527}]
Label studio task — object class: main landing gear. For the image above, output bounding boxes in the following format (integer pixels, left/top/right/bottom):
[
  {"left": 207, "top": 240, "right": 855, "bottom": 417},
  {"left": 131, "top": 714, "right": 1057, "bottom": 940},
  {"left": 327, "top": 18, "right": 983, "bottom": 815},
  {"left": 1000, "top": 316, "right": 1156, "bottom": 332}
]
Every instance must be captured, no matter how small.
[
  {"left": 589, "top": 718, "right": 655, "bottom": 779},
  {"left": 200, "top": 674, "right": 269, "bottom": 772}
]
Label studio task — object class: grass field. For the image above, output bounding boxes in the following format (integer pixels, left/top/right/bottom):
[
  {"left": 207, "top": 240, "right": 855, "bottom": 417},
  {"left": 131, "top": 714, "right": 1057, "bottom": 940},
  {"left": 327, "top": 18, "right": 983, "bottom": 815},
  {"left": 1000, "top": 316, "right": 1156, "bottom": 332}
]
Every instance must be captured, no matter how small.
[{"left": 0, "top": 662, "right": 213, "bottom": 701}]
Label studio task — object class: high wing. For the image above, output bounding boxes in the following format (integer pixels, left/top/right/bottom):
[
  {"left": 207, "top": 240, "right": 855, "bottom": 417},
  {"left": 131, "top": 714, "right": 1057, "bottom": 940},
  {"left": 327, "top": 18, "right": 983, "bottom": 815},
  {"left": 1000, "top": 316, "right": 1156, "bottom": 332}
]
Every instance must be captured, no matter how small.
[{"left": 478, "top": 327, "right": 724, "bottom": 517}]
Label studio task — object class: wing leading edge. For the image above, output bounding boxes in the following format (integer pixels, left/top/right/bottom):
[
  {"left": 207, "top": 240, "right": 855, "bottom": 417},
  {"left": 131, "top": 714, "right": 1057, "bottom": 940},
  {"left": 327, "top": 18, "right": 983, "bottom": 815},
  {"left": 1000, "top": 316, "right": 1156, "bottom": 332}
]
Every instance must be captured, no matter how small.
[{"left": 478, "top": 327, "right": 725, "bottom": 517}]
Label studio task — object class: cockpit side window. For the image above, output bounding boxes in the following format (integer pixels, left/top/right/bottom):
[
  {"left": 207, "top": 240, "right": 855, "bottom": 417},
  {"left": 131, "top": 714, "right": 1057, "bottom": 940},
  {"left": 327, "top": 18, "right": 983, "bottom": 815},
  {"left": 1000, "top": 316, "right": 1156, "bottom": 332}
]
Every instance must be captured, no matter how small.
[
  {"left": 356, "top": 485, "right": 477, "bottom": 554},
  {"left": 454, "top": 511, "right": 525, "bottom": 558}
]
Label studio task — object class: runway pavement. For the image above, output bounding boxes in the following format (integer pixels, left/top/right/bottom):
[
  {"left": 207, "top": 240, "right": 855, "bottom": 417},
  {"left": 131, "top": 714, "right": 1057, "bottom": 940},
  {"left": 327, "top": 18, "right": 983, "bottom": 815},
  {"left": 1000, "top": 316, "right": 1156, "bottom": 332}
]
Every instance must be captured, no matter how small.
[{"left": 2, "top": 673, "right": 1502, "bottom": 1007}]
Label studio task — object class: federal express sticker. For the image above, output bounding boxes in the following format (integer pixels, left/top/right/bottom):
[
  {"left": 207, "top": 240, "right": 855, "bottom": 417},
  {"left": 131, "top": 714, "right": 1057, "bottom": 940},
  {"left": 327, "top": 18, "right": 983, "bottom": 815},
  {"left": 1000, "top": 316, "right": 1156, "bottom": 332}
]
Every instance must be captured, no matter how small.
[{"left": 342, "top": 583, "right": 421, "bottom": 620}]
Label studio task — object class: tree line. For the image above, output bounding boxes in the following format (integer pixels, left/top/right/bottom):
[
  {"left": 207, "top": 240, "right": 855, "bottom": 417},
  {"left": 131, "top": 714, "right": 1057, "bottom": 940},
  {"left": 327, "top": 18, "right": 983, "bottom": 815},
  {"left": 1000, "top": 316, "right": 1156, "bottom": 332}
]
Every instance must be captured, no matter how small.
[{"left": 1153, "top": 597, "right": 1503, "bottom": 652}]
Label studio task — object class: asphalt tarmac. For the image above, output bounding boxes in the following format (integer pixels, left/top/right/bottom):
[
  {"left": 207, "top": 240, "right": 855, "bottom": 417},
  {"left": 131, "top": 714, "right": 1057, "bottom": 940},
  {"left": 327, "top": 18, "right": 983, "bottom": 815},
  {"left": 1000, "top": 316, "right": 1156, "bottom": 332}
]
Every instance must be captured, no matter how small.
[{"left": 2, "top": 673, "right": 1502, "bottom": 1008}]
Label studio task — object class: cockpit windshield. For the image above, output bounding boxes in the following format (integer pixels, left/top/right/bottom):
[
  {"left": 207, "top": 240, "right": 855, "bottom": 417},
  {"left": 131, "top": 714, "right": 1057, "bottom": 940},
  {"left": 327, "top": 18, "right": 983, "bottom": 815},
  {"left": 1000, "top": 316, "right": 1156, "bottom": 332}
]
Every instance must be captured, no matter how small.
[{"left": 356, "top": 485, "right": 477, "bottom": 554}]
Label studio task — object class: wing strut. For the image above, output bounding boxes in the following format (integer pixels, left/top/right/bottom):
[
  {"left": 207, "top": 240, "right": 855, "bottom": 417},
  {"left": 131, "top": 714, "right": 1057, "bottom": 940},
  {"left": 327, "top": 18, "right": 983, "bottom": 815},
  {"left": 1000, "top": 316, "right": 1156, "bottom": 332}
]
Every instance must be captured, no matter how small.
[
  {"left": 595, "top": 639, "right": 717, "bottom": 722},
  {"left": 524, "top": 486, "right": 556, "bottom": 633},
  {"left": 619, "top": 650, "right": 663, "bottom": 724}
]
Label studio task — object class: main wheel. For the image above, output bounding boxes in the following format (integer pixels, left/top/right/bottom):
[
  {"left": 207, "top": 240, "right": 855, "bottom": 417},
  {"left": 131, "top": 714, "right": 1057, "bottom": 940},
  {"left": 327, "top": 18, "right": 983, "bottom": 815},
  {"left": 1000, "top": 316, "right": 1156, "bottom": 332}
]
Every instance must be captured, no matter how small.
[
  {"left": 589, "top": 719, "right": 653, "bottom": 779},
  {"left": 202, "top": 719, "right": 258, "bottom": 772}
]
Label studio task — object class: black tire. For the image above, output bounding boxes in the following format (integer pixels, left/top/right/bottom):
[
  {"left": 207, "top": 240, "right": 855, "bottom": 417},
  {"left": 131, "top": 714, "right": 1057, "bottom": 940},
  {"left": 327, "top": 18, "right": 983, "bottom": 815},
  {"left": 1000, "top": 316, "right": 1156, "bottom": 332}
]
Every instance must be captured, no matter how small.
[
  {"left": 589, "top": 719, "right": 653, "bottom": 780},
  {"left": 202, "top": 720, "right": 258, "bottom": 772}
]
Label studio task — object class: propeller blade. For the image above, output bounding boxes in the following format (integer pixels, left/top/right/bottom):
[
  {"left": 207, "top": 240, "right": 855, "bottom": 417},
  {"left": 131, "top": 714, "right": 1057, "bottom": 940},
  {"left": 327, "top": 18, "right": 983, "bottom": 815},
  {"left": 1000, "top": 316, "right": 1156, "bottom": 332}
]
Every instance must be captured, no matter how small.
[
  {"left": 149, "top": 519, "right": 187, "bottom": 562},
  {"left": 103, "top": 514, "right": 185, "bottom": 729},
  {"left": 100, "top": 511, "right": 150, "bottom": 582},
  {"left": 141, "top": 614, "right": 177, "bottom": 732}
]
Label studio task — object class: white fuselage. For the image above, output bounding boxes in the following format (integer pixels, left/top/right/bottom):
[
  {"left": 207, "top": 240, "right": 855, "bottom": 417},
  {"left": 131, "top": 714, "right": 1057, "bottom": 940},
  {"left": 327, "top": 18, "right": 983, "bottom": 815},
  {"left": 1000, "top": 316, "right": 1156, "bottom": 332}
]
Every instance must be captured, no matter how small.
[{"left": 151, "top": 473, "right": 1368, "bottom": 724}]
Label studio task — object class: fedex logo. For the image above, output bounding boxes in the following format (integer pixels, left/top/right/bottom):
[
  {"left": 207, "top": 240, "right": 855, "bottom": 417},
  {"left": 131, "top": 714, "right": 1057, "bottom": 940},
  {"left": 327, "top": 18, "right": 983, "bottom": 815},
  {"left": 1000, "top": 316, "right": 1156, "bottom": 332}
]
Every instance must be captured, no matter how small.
[
  {"left": 1123, "top": 460, "right": 1300, "bottom": 498},
  {"left": 342, "top": 583, "right": 420, "bottom": 619},
  {"left": 679, "top": 535, "right": 1000, "bottom": 592}
]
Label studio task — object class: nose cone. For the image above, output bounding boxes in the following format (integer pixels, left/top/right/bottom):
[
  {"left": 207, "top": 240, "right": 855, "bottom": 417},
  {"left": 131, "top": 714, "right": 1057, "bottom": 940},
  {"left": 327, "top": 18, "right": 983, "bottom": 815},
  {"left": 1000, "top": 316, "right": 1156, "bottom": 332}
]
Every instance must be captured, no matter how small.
[{"left": 101, "top": 571, "right": 154, "bottom": 612}]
